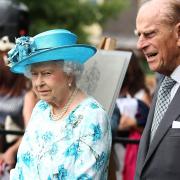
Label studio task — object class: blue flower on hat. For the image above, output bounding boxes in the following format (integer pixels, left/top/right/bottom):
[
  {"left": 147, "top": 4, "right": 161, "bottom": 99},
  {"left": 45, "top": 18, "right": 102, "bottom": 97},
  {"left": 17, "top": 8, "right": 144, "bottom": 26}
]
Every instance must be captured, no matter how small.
[{"left": 8, "top": 36, "right": 36, "bottom": 66}]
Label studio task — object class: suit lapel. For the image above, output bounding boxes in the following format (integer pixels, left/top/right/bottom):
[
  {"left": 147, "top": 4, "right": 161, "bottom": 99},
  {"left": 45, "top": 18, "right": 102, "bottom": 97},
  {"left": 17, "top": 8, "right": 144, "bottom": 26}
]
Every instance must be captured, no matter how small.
[
  {"left": 138, "top": 90, "right": 157, "bottom": 174},
  {"left": 142, "top": 87, "right": 180, "bottom": 171}
]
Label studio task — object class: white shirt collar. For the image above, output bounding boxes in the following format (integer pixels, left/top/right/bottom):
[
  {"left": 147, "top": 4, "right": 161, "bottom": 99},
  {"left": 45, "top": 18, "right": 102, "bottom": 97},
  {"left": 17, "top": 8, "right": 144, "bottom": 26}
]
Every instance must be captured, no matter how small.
[{"left": 171, "top": 65, "right": 180, "bottom": 84}]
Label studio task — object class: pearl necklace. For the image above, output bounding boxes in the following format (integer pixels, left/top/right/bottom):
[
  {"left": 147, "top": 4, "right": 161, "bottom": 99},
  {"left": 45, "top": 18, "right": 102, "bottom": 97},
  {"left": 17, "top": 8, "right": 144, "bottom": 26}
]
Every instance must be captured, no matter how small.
[{"left": 50, "top": 88, "right": 78, "bottom": 121}]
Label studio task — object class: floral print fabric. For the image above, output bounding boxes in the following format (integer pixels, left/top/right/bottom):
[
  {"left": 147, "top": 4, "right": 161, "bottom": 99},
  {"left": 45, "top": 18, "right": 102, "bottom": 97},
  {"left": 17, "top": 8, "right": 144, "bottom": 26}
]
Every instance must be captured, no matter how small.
[{"left": 10, "top": 97, "right": 112, "bottom": 180}]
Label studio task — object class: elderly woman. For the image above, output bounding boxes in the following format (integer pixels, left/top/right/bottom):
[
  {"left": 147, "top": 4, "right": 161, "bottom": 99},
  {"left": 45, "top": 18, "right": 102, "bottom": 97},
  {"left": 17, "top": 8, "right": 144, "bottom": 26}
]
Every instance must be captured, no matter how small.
[{"left": 8, "top": 29, "right": 112, "bottom": 179}]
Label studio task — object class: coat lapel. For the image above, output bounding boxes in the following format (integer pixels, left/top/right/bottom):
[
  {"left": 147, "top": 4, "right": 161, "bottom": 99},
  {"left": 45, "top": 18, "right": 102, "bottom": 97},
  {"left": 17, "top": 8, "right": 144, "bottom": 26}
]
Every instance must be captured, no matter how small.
[
  {"left": 142, "top": 87, "right": 180, "bottom": 171},
  {"left": 137, "top": 90, "right": 157, "bottom": 174}
]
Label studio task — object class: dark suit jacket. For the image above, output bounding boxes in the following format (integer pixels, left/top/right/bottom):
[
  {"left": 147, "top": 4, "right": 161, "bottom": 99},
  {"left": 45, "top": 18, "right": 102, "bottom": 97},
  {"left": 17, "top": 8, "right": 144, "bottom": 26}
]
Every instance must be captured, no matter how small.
[{"left": 135, "top": 82, "right": 180, "bottom": 180}]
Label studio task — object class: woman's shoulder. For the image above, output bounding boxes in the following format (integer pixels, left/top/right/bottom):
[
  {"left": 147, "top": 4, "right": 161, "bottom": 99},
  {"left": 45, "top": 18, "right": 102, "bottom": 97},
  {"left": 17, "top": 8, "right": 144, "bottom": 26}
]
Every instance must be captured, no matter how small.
[
  {"left": 78, "top": 96, "right": 106, "bottom": 113},
  {"left": 71, "top": 96, "right": 110, "bottom": 134},
  {"left": 25, "top": 100, "right": 50, "bottom": 128},
  {"left": 73, "top": 96, "right": 109, "bottom": 125},
  {"left": 29, "top": 100, "right": 49, "bottom": 120}
]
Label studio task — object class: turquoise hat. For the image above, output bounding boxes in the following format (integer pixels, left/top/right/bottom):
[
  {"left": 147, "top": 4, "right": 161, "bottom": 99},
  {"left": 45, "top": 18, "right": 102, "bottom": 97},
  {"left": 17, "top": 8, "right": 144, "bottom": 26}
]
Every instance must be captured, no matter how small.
[{"left": 8, "top": 29, "right": 97, "bottom": 74}]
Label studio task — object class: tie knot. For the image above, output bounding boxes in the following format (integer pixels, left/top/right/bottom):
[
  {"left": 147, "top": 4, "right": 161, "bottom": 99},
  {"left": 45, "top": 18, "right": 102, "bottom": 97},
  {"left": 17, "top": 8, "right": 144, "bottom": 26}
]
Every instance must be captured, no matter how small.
[{"left": 160, "top": 76, "right": 176, "bottom": 89}]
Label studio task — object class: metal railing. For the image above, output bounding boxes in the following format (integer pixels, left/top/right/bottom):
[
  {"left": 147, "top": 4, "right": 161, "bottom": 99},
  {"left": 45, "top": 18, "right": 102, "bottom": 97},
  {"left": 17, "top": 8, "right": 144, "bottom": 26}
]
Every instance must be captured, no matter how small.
[
  {"left": 0, "top": 129, "right": 24, "bottom": 136},
  {"left": 0, "top": 129, "right": 140, "bottom": 144},
  {"left": 113, "top": 137, "right": 140, "bottom": 144}
]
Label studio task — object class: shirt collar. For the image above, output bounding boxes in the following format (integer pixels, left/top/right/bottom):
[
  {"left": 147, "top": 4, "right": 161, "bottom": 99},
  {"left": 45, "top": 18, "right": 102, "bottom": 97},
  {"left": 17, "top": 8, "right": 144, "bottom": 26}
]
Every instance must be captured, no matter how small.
[{"left": 171, "top": 65, "right": 180, "bottom": 84}]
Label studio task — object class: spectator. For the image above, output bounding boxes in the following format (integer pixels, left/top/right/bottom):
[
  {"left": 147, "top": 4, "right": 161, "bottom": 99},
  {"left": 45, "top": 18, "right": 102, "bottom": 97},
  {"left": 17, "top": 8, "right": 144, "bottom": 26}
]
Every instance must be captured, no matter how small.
[
  {"left": 111, "top": 52, "right": 151, "bottom": 180},
  {"left": 0, "top": 36, "right": 27, "bottom": 177}
]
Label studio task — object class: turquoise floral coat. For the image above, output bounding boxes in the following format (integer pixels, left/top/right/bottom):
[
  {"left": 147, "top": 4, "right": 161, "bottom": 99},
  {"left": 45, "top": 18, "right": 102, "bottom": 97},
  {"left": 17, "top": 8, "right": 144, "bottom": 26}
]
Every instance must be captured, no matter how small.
[{"left": 10, "top": 97, "right": 112, "bottom": 180}]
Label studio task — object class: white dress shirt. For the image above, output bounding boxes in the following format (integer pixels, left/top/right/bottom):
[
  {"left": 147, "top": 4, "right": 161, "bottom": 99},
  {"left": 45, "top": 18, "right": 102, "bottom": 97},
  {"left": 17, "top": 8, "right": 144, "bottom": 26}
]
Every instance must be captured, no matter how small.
[{"left": 171, "top": 65, "right": 180, "bottom": 100}]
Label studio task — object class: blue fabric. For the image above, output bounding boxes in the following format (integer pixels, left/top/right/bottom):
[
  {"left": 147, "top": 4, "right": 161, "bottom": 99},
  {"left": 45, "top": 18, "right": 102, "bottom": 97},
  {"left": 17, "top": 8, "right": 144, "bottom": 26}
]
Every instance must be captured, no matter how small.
[
  {"left": 10, "top": 97, "right": 112, "bottom": 179},
  {"left": 110, "top": 103, "right": 120, "bottom": 138},
  {"left": 136, "top": 100, "right": 149, "bottom": 127}
]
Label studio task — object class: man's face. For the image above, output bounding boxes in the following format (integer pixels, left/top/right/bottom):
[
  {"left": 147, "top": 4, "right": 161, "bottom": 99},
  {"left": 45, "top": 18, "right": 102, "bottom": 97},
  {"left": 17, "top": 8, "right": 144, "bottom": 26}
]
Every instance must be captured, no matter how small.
[
  {"left": 30, "top": 61, "right": 70, "bottom": 106},
  {"left": 136, "top": 4, "right": 179, "bottom": 75}
]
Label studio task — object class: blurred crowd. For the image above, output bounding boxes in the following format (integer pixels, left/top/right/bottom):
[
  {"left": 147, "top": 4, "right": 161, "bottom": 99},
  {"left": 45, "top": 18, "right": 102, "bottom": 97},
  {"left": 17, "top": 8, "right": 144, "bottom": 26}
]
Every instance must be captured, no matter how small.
[{"left": 111, "top": 52, "right": 153, "bottom": 180}]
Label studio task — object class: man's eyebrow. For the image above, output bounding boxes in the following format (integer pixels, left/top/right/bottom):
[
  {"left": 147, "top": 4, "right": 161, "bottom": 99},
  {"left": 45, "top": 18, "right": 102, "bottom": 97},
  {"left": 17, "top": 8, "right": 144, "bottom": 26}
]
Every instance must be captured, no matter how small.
[
  {"left": 134, "top": 29, "right": 143, "bottom": 37},
  {"left": 134, "top": 28, "right": 158, "bottom": 36}
]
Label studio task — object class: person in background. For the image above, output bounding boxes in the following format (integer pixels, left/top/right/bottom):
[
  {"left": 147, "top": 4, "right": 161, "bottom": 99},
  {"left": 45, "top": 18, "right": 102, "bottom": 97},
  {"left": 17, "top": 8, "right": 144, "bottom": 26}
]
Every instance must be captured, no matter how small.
[
  {"left": 0, "top": 36, "right": 38, "bottom": 179},
  {"left": 118, "top": 53, "right": 151, "bottom": 180},
  {"left": 111, "top": 52, "right": 151, "bottom": 180},
  {"left": 8, "top": 29, "right": 112, "bottom": 179},
  {"left": 135, "top": 0, "right": 180, "bottom": 179},
  {"left": 0, "top": 36, "right": 27, "bottom": 176}
]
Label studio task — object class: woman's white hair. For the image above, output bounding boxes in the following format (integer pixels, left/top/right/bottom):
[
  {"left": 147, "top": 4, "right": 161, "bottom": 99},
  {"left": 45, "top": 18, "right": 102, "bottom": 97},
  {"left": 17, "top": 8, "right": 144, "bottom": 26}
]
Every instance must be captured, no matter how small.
[
  {"left": 24, "top": 60, "right": 84, "bottom": 83},
  {"left": 61, "top": 61, "right": 84, "bottom": 81}
]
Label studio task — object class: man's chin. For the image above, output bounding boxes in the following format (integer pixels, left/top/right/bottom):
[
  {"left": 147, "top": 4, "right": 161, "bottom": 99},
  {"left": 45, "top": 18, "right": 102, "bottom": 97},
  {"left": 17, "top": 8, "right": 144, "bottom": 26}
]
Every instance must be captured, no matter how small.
[
  {"left": 148, "top": 61, "right": 161, "bottom": 72},
  {"left": 148, "top": 65, "right": 158, "bottom": 72}
]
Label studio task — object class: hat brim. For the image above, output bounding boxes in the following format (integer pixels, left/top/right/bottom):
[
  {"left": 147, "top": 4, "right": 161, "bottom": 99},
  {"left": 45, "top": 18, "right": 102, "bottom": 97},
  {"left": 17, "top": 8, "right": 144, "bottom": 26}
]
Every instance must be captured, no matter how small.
[{"left": 10, "top": 44, "right": 96, "bottom": 74}]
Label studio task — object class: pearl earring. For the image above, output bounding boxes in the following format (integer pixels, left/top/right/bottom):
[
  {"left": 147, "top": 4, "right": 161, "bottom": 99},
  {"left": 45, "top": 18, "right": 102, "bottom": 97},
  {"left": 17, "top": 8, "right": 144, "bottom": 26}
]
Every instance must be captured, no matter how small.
[{"left": 68, "top": 83, "right": 71, "bottom": 87}]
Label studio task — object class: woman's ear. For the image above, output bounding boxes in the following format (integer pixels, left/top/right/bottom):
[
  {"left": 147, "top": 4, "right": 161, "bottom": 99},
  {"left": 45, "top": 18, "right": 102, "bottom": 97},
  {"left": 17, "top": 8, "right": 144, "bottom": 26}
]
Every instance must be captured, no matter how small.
[{"left": 67, "top": 74, "right": 74, "bottom": 88}]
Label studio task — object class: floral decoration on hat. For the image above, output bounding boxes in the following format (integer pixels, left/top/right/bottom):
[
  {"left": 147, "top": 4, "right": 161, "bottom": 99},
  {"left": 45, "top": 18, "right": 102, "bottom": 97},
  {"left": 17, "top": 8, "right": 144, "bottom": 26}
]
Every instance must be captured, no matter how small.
[{"left": 8, "top": 36, "right": 36, "bottom": 67}]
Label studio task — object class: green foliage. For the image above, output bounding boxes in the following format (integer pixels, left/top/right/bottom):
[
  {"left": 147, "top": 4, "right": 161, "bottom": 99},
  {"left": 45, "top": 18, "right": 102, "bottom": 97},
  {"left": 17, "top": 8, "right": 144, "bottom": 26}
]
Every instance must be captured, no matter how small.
[
  {"left": 98, "top": 0, "right": 129, "bottom": 25},
  {"left": 18, "top": 0, "right": 129, "bottom": 43},
  {"left": 139, "top": 58, "right": 154, "bottom": 75}
]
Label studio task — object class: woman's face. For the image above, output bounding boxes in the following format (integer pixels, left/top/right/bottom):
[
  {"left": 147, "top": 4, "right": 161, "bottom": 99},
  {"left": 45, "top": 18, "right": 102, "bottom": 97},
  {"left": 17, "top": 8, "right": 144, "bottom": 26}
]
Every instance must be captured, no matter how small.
[{"left": 30, "top": 61, "right": 71, "bottom": 106}]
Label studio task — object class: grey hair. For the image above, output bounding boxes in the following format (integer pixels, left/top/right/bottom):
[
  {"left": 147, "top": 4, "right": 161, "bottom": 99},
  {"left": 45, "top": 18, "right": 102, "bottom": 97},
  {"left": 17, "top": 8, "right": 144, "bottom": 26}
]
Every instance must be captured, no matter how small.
[
  {"left": 164, "top": 0, "right": 180, "bottom": 25},
  {"left": 24, "top": 60, "right": 84, "bottom": 82},
  {"left": 24, "top": 65, "right": 32, "bottom": 78},
  {"left": 57, "top": 60, "right": 84, "bottom": 82},
  {"left": 155, "top": 0, "right": 180, "bottom": 25},
  {"left": 140, "top": 0, "right": 180, "bottom": 25}
]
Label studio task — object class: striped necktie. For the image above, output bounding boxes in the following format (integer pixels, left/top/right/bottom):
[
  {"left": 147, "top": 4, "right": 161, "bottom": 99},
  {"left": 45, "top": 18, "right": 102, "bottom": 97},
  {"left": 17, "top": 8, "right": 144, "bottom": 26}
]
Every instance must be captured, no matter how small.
[{"left": 150, "top": 76, "right": 176, "bottom": 142}]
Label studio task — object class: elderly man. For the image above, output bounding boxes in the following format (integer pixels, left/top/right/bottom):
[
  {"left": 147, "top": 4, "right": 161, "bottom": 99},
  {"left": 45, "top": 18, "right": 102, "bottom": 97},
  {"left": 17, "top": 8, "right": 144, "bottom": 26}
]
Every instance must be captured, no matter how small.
[{"left": 135, "top": 0, "right": 180, "bottom": 180}]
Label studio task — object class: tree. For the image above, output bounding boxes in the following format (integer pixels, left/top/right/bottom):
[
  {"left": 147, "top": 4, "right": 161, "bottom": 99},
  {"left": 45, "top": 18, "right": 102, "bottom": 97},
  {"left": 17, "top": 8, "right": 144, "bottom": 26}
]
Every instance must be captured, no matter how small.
[{"left": 17, "top": 0, "right": 129, "bottom": 43}]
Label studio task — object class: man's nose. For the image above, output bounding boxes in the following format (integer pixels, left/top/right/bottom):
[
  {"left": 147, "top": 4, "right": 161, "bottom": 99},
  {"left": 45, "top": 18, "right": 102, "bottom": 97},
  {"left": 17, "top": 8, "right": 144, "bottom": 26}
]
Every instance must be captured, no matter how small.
[{"left": 137, "top": 35, "right": 149, "bottom": 50}]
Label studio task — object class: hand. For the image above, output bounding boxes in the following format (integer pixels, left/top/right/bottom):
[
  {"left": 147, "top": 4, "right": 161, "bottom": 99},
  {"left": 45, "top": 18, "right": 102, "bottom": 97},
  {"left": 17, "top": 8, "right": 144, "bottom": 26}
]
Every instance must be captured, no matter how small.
[
  {"left": 0, "top": 148, "right": 16, "bottom": 175},
  {"left": 119, "top": 114, "right": 137, "bottom": 130},
  {"left": 0, "top": 154, "right": 5, "bottom": 175}
]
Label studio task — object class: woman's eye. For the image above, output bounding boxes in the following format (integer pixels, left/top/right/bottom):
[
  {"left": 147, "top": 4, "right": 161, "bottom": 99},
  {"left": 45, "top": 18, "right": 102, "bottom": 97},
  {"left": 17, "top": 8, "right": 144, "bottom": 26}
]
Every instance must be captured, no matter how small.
[
  {"left": 31, "top": 72, "right": 38, "bottom": 77},
  {"left": 43, "top": 72, "right": 51, "bottom": 76}
]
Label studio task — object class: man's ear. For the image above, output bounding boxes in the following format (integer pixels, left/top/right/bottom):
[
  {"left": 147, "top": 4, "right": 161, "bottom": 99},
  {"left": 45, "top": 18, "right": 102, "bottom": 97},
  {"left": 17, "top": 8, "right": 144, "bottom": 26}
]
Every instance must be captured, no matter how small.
[{"left": 176, "top": 22, "right": 180, "bottom": 47}]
